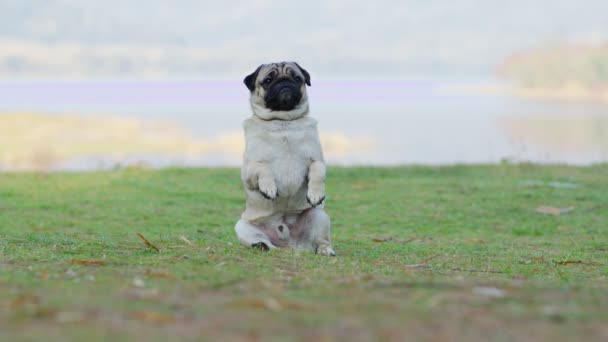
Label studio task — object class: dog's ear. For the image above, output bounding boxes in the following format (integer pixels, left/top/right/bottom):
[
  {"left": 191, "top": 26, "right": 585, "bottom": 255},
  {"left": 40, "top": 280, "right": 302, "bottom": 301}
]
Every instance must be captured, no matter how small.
[
  {"left": 244, "top": 65, "right": 263, "bottom": 92},
  {"left": 293, "top": 62, "right": 311, "bottom": 86}
]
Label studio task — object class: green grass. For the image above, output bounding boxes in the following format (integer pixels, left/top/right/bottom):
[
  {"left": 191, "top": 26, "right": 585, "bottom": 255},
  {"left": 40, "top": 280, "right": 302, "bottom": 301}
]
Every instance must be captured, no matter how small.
[{"left": 1, "top": 164, "right": 607, "bottom": 341}]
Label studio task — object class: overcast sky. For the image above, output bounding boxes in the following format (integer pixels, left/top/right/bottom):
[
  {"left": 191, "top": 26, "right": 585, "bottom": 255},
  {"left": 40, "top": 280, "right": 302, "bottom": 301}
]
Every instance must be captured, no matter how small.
[{"left": 1, "top": 0, "right": 607, "bottom": 79}]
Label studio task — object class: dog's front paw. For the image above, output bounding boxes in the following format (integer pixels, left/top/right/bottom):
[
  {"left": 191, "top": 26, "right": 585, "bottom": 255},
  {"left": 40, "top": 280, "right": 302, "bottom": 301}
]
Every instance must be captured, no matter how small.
[
  {"left": 307, "top": 180, "right": 325, "bottom": 207},
  {"left": 258, "top": 177, "right": 278, "bottom": 200},
  {"left": 316, "top": 245, "right": 336, "bottom": 257},
  {"left": 306, "top": 190, "right": 325, "bottom": 207}
]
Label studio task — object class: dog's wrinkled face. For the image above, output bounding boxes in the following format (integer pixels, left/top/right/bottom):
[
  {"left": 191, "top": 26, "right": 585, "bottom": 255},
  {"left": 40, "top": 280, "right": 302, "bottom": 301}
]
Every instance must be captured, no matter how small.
[{"left": 244, "top": 62, "right": 311, "bottom": 120}]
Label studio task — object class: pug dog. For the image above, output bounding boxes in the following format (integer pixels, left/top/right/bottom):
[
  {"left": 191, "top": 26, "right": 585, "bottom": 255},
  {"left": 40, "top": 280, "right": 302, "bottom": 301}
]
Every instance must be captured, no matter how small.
[{"left": 234, "top": 62, "right": 335, "bottom": 256}]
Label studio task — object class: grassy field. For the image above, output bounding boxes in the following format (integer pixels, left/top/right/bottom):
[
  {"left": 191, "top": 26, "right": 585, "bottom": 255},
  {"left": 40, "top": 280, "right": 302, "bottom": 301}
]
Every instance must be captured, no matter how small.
[{"left": 1, "top": 165, "right": 607, "bottom": 341}]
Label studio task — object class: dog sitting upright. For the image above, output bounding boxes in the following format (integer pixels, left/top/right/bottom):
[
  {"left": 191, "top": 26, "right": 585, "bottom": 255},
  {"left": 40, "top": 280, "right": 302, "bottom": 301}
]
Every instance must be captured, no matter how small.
[{"left": 234, "top": 62, "right": 335, "bottom": 256}]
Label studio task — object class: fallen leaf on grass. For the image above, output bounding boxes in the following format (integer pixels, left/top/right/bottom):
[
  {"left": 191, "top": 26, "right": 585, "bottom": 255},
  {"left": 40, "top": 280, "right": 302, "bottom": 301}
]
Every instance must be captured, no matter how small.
[
  {"left": 555, "top": 260, "right": 602, "bottom": 266},
  {"left": 70, "top": 260, "right": 106, "bottom": 266},
  {"left": 136, "top": 233, "right": 160, "bottom": 252},
  {"left": 535, "top": 206, "right": 575, "bottom": 216},
  {"left": 372, "top": 237, "right": 393, "bottom": 243},
  {"left": 131, "top": 311, "right": 175, "bottom": 324}
]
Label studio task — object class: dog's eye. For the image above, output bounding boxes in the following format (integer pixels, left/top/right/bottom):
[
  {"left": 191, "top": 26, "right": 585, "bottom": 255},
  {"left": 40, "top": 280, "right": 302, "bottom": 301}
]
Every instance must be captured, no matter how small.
[
  {"left": 294, "top": 76, "right": 302, "bottom": 82},
  {"left": 263, "top": 77, "right": 272, "bottom": 85}
]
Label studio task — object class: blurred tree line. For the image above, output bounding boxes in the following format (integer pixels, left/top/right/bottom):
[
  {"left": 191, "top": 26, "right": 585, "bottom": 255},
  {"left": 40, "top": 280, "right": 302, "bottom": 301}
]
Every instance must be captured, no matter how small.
[{"left": 498, "top": 43, "right": 608, "bottom": 89}]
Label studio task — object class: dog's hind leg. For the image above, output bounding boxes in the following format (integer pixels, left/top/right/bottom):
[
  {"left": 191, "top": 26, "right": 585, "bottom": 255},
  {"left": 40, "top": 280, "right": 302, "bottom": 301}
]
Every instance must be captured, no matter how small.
[
  {"left": 294, "top": 208, "right": 335, "bottom": 256},
  {"left": 234, "top": 219, "right": 277, "bottom": 251}
]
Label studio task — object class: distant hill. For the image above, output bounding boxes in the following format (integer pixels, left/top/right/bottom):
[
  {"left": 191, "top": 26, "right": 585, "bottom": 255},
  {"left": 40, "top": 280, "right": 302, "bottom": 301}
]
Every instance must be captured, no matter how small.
[{"left": 1, "top": 0, "right": 607, "bottom": 79}]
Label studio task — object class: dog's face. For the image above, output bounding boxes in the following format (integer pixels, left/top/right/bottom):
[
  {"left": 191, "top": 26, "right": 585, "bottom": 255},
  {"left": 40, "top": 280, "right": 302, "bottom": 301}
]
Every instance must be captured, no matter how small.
[{"left": 244, "top": 62, "right": 311, "bottom": 120}]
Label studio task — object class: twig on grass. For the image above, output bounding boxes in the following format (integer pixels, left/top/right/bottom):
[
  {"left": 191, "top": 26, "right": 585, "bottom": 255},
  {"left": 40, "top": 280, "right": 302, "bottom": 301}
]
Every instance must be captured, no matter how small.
[
  {"left": 136, "top": 233, "right": 160, "bottom": 252},
  {"left": 555, "top": 260, "right": 602, "bottom": 266},
  {"left": 449, "top": 268, "right": 505, "bottom": 274}
]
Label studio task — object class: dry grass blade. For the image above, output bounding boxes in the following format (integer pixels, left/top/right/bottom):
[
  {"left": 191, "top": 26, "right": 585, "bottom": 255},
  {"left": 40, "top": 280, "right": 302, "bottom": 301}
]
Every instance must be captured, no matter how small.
[
  {"left": 404, "top": 254, "right": 442, "bottom": 268},
  {"left": 555, "top": 260, "right": 602, "bottom": 266},
  {"left": 373, "top": 237, "right": 417, "bottom": 243},
  {"left": 136, "top": 233, "right": 160, "bottom": 252},
  {"left": 70, "top": 260, "right": 106, "bottom": 266},
  {"left": 535, "top": 206, "right": 575, "bottom": 216},
  {"left": 179, "top": 235, "right": 194, "bottom": 246},
  {"left": 450, "top": 268, "right": 505, "bottom": 274},
  {"left": 372, "top": 237, "right": 393, "bottom": 243}
]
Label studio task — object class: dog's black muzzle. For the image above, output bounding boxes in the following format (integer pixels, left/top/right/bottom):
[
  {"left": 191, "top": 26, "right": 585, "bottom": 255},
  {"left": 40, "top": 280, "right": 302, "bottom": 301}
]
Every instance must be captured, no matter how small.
[{"left": 264, "top": 79, "right": 302, "bottom": 111}]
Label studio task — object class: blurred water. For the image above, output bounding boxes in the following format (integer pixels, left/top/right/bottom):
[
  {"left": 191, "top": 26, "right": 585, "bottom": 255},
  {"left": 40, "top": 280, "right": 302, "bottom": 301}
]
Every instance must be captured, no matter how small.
[{"left": 0, "top": 79, "right": 607, "bottom": 170}]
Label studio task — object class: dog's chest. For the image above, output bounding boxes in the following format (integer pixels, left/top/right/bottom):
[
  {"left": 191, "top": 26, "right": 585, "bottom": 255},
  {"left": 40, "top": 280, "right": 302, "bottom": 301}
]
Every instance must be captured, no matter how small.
[
  {"left": 245, "top": 119, "right": 317, "bottom": 162},
  {"left": 268, "top": 128, "right": 309, "bottom": 157},
  {"left": 245, "top": 118, "right": 321, "bottom": 197}
]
